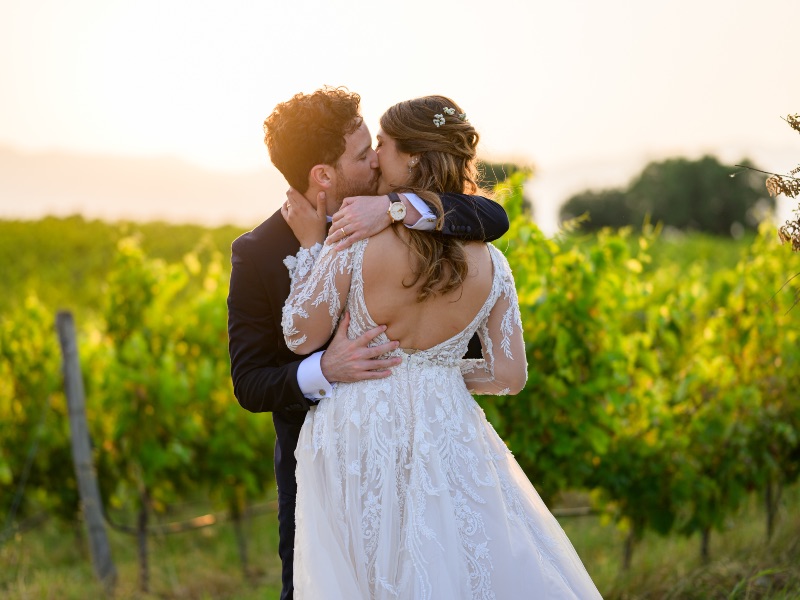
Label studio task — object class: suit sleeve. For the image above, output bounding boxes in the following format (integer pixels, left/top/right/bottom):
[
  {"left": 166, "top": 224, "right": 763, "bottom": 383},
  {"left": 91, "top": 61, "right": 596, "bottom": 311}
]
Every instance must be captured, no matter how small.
[
  {"left": 438, "top": 194, "right": 509, "bottom": 242},
  {"left": 227, "top": 235, "right": 313, "bottom": 415}
]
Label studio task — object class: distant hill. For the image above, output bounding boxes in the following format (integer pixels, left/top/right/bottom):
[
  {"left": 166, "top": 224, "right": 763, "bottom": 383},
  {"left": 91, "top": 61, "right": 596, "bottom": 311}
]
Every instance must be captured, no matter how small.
[
  {"left": 0, "top": 145, "right": 288, "bottom": 227},
  {"left": 1, "top": 144, "right": 795, "bottom": 234}
]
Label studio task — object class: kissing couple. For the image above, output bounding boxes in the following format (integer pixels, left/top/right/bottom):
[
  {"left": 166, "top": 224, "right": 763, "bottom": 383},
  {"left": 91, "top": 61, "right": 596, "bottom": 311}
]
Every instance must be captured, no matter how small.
[{"left": 227, "top": 87, "right": 602, "bottom": 599}]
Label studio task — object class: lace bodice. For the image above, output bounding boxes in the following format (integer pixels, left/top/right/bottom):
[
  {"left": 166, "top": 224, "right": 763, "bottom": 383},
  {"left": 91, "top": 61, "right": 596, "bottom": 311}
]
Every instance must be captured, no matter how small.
[{"left": 282, "top": 238, "right": 526, "bottom": 395}]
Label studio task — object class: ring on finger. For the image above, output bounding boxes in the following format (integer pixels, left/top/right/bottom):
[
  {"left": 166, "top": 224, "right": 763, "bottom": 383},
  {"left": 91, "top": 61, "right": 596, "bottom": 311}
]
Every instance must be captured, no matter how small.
[{"left": 341, "top": 226, "right": 348, "bottom": 237}]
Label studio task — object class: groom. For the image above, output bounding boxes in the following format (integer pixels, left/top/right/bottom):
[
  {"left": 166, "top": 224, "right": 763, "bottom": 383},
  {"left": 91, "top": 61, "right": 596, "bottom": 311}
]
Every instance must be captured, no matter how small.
[{"left": 227, "top": 86, "right": 509, "bottom": 600}]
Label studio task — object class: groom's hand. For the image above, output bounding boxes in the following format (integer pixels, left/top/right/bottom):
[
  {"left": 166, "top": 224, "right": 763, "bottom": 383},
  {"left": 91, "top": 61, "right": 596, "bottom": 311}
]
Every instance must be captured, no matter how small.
[
  {"left": 320, "top": 312, "right": 402, "bottom": 383},
  {"left": 329, "top": 195, "right": 422, "bottom": 250}
]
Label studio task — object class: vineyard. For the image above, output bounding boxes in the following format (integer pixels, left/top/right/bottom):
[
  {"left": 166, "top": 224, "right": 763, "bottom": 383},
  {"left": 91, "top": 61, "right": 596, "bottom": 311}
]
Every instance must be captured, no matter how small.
[{"left": 2, "top": 175, "right": 799, "bottom": 598}]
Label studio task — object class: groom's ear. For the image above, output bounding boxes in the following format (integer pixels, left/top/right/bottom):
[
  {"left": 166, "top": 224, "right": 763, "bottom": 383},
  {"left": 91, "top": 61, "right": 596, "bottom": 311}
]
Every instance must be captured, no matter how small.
[{"left": 309, "top": 164, "right": 334, "bottom": 190}]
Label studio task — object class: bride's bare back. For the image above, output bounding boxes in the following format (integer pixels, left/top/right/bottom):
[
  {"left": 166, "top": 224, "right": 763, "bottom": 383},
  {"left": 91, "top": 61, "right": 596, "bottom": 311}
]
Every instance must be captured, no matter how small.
[
  {"left": 283, "top": 224, "right": 526, "bottom": 396},
  {"left": 361, "top": 227, "right": 492, "bottom": 351}
]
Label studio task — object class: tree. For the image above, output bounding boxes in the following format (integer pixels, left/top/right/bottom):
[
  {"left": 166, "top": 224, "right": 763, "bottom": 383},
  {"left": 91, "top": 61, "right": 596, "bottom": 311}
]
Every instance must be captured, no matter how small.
[
  {"left": 559, "top": 188, "right": 631, "bottom": 229},
  {"left": 628, "top": 156, "right": 767, "bottom": 235},
  {"left": 477, "top": 160, "right": 528, "bottom": 191},
  {"left": 559, "top": 155, "right": 772, "bottom": 236}
]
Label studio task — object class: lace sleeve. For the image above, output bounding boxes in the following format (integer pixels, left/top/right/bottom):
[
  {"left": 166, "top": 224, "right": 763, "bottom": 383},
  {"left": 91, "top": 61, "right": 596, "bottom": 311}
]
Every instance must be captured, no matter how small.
[
  {"left": 461, "top": 248, "right": 527, "bottom": 395},
  {"left": 282, "top": 242, "right": 355, "bottom": 355}
]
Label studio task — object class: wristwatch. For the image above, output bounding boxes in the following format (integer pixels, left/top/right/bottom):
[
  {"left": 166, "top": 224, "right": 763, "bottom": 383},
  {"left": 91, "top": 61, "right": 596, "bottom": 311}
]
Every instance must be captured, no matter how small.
[{"left": 387, "top": 192, "right": 407, "bottom": 223}]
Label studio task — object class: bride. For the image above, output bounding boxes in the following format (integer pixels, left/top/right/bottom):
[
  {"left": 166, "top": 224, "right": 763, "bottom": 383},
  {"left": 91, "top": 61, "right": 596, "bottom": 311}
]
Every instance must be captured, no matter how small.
[{"left": 281, "top": 96, "right": 602, "bottom": 599}]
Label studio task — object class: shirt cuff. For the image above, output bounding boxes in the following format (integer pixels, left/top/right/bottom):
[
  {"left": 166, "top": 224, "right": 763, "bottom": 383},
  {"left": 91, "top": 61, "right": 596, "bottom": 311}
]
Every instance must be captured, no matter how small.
[
  {"left": 403, "top": 193, "right": 437, "bottom": 231},
  {"left": 297, "top": 351, "right": 333, "bottom": 400}
]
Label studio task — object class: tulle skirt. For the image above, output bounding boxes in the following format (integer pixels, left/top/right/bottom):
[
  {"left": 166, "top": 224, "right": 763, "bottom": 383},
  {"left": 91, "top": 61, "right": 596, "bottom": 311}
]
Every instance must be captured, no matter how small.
[{"left": 293, "top": 362, "right": 602, "bottom": 600}]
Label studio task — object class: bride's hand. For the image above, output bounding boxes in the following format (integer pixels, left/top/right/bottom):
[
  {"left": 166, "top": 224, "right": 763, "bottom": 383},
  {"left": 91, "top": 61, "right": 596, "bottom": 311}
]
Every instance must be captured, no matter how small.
[
  {"left": 329, "top": 195, "right": 392, "bottom": 250},
  {"left": 281, "top": 188, "right": 327, "bottom": 249}
]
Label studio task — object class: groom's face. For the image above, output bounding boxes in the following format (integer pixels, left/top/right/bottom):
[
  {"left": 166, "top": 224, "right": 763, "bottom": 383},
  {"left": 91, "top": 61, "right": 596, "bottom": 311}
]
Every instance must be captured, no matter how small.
[{"left": 330, "top": 120, "right": 379, "bottom": 210}]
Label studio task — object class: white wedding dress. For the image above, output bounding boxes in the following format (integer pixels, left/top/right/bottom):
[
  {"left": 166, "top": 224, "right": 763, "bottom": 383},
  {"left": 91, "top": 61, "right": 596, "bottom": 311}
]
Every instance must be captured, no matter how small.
[{"left": 282, "top": 239, "right": 602, "bottom": 600}]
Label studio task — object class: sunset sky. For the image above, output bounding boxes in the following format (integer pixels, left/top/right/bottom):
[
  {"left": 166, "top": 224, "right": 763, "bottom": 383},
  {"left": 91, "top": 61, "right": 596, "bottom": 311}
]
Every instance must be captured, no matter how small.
[{"left": 1, "top": 0, "right": 798, "bottom": 229}]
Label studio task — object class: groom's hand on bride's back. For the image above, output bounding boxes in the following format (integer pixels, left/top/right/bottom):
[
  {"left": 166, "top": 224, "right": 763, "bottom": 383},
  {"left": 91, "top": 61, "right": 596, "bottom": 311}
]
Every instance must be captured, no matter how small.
[{"left": 320, "top": 312, "right": 402, "bottom": 383}]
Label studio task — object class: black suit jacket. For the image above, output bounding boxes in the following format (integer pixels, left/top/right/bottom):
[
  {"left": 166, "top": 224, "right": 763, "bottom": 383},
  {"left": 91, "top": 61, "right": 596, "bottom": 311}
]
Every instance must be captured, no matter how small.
[{"left": 227, "top": 194, "right": 509, "bottom": 496}]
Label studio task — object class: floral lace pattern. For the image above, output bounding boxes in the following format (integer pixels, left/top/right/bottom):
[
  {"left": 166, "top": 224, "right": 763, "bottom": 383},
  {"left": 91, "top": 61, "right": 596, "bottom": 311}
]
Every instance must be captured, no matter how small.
[
  {"left": 281, "top": 243, "right": 322, "bottom": 351},
  {"left": 285, "top": 240, "right": 602, "bottom": 599}
]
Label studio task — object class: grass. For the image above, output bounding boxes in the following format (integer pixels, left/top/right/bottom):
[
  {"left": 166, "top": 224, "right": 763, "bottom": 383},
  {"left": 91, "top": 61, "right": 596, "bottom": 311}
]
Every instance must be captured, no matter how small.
[
  {"left": 561, "top": 484, "right": 800, "bottom": 599},
  {"left": 2, "top": 485, "right": 797, "bottom": 599},
  {"left": 1, "top": 502, "right": 284, "bottom": 600}
]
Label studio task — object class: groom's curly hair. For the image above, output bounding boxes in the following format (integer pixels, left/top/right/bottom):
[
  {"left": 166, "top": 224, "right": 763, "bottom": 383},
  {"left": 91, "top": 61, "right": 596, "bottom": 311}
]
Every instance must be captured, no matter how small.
[{"left": 264, "top": 87, "right": 362, "bottom": 193}]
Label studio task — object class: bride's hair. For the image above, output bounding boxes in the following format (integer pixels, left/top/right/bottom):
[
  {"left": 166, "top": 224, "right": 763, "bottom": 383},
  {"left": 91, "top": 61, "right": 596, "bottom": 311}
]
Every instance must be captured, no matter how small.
[{"left": 379, "top": 95, "right": 482, "bottom": 301}]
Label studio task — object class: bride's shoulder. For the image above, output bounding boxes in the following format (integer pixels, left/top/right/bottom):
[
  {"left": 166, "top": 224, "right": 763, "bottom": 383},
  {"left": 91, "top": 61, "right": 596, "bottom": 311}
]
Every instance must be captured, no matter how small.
[
  {"left": 462, "top": 240, "right": 493, "bottom": 262},
  {"left": 484, "top": 241, "right": 508, "bottom": 264},
  {"left": 364, "top": 226, "right": 409, "bottom": 252},
  {"left": 361, "top": 227, "right": 411, "bottom": 274}
]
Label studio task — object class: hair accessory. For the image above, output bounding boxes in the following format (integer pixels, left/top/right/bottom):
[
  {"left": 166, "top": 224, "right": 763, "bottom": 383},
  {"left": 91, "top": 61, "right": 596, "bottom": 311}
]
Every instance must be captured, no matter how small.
[{"left": 433, "top": 107, "right": 468, "bottom": 127}]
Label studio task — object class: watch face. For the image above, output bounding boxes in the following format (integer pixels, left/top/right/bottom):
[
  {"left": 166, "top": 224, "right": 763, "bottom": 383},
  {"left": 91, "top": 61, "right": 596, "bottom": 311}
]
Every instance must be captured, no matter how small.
[{"left": 389, "top": 202, "right": 406, "bottom": 221}]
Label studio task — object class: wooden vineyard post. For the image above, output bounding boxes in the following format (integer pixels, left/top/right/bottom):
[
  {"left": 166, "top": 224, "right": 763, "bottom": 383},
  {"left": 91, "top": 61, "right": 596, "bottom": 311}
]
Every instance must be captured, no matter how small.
[{"left": 56, "top": 311, "right": 117, "bottom": 592}]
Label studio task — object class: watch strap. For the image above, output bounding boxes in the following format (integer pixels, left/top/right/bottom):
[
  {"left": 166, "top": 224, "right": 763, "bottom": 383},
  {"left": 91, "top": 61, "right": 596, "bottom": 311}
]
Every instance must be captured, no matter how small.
[{"left": 388, "top": 192, "right": 401, "bottom": 203}]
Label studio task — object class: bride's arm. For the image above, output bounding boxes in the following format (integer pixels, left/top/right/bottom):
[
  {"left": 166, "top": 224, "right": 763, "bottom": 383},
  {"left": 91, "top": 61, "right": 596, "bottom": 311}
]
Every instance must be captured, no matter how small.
[
  {"left": 329, "top": 192, "right": 509, "bottom": 249},
  {"left": 461, "top": 250, "right": 527, "bottom": 395},
  {"left": 282, "top": 242, "right": 355, "bottom": 355}
]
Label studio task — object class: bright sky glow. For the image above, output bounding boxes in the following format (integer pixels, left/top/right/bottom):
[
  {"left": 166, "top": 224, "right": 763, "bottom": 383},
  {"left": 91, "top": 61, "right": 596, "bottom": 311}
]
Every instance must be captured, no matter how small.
[{"left": 1, "top": 0, "right": 798, "bottom": 228}]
